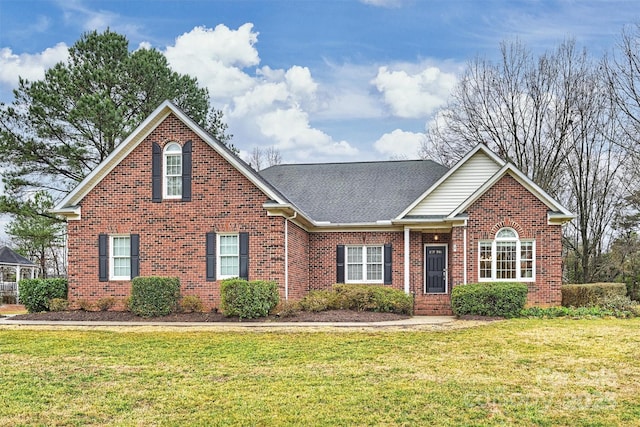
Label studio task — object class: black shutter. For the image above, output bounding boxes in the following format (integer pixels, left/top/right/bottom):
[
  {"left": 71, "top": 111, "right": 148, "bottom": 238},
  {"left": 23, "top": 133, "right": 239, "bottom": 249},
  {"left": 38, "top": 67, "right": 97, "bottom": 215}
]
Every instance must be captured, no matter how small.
[
  {"left": 239, "top": 232, "right": 249, "bottom": 280},
  {"left": 130, "top": 234, "right": 140, "bottom": 279},
  {"left": 98, "top": 234, "right": 108, "bottom": 282},
  {"left": 152, "top": 142, "right": 162, "bottom": 202},
  {"left": 206, "top": 232, "right": 216, "bottom": 281},
  {"left": 182, "top": 140, "right": 192, "bottom": 202},
  {"left": 336, "top": 245, "right": 345, "bottom": 283},
  {"left": 384, "top": 244, "right": 392, "bottom": 284}
]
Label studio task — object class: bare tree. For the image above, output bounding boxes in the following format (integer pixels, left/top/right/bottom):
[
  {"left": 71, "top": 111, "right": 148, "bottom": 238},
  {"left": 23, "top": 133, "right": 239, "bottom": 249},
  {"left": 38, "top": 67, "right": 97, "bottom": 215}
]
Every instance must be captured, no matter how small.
[
  {"left": 605, "top": 23, "right": 640, "bottom": 156},
  {"left": 562, "top": 65, "right": 626, "bottom": 282},
  {"left": 423, "top": 40, "right": 589, "bottom": 195},
  {"left": 424, "top": 38, "right": 629, "bottom": 283},
  {"left": 247, "top": 146, "right": 283, "bottom": 171}
]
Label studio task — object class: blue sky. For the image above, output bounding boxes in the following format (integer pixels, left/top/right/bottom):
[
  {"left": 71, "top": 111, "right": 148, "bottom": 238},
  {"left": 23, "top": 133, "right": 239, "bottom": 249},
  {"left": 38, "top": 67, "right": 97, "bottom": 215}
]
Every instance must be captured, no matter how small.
[
  {"left": 0, "top": 0, "right": 638, "bottom": 241},
  {"left": 1, "top": 0, "right": 638, "bottom": 165}
]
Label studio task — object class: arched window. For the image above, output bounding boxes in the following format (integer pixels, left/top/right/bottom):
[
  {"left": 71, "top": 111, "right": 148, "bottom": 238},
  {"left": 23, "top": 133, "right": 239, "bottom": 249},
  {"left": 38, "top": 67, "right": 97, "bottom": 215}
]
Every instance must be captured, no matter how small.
[
  {"left": 164, "top": 143, "right": 182, "bottom": 198},
  {"left": 479, "top": 227, "right": 535, "bottom": 281}
]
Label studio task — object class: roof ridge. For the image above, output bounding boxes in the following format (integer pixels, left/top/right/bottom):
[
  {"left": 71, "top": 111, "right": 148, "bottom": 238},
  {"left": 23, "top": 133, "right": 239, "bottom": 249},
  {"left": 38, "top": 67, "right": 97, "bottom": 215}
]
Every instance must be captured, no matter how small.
[{"left": 262, "top": 158, "right": 443, "bottom": 169}]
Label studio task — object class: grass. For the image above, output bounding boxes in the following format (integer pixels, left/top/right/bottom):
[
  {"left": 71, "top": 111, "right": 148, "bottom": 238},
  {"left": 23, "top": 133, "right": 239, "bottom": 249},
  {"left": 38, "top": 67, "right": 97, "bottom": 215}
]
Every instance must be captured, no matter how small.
[{"left": 1, "top": 318, "right": 639, "bottom": 426}]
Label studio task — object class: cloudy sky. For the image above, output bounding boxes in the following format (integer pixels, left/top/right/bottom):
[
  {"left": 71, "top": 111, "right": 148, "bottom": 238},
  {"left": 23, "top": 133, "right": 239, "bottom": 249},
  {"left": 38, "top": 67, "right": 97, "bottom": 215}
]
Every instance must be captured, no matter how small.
[{"left": 1, "top": 0, "right": 638, "bottom": 166}]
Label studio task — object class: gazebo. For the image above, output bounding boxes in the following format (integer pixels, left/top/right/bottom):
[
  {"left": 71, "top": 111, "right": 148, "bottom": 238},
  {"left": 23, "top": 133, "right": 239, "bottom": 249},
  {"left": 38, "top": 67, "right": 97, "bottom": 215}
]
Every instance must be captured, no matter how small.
[{"left": 0, "top": 246, "right": 38, "bottom": 303}]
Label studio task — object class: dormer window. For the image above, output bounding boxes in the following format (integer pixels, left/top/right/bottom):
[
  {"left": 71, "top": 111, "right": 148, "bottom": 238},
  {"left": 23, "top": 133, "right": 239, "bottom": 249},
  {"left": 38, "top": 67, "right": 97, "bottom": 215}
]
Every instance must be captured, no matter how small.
[{"left": 164, "top": 143, "right": 182, "bottom": 198}]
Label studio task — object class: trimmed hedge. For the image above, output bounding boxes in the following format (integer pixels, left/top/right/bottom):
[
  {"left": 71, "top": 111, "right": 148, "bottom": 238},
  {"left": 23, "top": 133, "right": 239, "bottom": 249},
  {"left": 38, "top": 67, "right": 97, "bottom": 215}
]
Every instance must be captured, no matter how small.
[
  {"left": 220, "top": 278, "right": 279, "bottom": 319},
  {"left": 561, "top": 282, "right": 627, "bottom": 307},
  {"left": 332, "top": 284, "right": 413, "bottom": 315},
  {"left": 129, "top": 276, "right": 180, "bottom": 317},
  {"left": 19, "top": 278, "right": 68, "bottom": 313},
  {"left": 451, "top": 282, "right": 528, "bottom": 318}
]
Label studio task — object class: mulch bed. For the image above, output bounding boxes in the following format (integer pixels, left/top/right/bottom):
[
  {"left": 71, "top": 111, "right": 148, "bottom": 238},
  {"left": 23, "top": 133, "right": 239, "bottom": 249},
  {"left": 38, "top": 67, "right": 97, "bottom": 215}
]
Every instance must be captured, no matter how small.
[{"left": 7, "top": 309, "right": 411, "bottom": 323}]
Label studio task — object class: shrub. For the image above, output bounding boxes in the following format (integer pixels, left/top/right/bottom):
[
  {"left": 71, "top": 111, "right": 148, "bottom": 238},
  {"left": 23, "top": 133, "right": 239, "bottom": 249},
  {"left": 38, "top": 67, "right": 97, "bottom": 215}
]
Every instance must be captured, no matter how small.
[
  {"left": 274, "top": 300, "right": 301, "bottom": 318},
  {"left": 451, "top": 282, "right": 528, "bottom": 318},
  {"left": 521, "top": 301, "right": 638, "bottom": 319},
  {"left": 180, "top": 295, "right": 204, "bottom": 313},
  {"left": 299, "top": 290, "right": 342, "bottom": 312},
  {"left": 561, "top": 282, "right": 627, "bottom": 307},
  {"left": 220, "top": 278, "right": 279, "bottom": 319},
  {"left": 77, "top": 299, "right": 94, "bottom": 311},
  {"left": 19, "top": 278, "right": 68, "bottom": 313},
  {"left": 333, "top": 284, "right": 413, "bottom": 315},
  {"left": 96, "top": 297, "right": 116, "bottom": 311},
  {"left": 129, "top": 276, "right": 180, "bottom": 317},
  {"left": 48, "top": 298, "right": 69, "bottom": 312}
]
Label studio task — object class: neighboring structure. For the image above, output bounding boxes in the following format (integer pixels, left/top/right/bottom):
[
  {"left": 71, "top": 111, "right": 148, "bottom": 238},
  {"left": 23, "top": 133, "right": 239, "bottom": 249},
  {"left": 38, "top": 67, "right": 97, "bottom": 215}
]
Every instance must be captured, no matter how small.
[
  {"left": 0, "top": 246, "right": 38, "bottom": 303},
  {"left": 52, "top": 101, "right": 574, "bottom": 315}
]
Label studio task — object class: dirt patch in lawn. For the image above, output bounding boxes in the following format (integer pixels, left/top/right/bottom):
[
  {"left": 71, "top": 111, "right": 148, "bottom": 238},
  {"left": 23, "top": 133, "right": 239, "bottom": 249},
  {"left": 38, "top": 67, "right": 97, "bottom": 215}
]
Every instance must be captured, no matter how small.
[{"left": 9, "top": 309, "right": 411, "bottom": 323}]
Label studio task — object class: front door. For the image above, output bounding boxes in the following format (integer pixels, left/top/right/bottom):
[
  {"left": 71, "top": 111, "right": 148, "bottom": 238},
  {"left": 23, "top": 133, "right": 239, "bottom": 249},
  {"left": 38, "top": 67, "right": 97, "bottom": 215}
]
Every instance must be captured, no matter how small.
[{"left": 425, "top": 245, "right": 447, "bottom": 293}]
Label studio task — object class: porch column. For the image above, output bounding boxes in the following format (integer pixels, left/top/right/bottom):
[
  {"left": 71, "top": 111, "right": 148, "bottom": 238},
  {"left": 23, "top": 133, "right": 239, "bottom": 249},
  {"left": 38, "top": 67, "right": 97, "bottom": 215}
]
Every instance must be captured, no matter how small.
[
  {"left": 16, "top": 265, "right": 21, "bottom": 304},
  {"left": 404, "top": 227, "right": 410, "bottom": 294}
]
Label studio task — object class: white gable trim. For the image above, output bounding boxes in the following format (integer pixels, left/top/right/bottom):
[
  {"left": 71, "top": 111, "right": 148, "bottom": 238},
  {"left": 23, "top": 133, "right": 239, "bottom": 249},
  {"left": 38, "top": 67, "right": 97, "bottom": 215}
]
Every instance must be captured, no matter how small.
[
  {"left": 396, "top": 144, "right": 505, "bottom": 219},
  {"left": 447, "top": 163, "right": 574, "bottom": 221},
  {"left": 52, "top": 101, "right": 287, "bottom": 218}
]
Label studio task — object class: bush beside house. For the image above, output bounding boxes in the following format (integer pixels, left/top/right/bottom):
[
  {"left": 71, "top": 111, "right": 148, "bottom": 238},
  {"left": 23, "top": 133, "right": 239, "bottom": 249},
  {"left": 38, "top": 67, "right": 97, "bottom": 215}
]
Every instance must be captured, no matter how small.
[
  {"left": 129, "top": 276, "right": 180, "bottom": 317},
  {"left": 451, "top": 282, "right": 528, "bottom": 318},
  {"left": 19, "top": 278, "right": 68, "bottom": 313},
  {"left": 220, "top": 278, "right": 279, "bottom": 319}
]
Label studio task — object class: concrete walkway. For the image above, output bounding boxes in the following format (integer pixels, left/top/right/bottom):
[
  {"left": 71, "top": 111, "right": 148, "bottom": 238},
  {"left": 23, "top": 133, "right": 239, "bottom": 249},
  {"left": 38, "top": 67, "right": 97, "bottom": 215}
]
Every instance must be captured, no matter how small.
[{"left": 0, "top": 314, "right": 456, "bottom": 329}]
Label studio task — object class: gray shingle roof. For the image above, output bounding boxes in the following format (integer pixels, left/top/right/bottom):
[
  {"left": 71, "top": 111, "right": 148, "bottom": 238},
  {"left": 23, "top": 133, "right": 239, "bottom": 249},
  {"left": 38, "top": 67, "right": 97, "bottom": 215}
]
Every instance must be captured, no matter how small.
[
  {"left": 259, "top": 159, "right": 449, "bottom": 223},
  {"left": 0, "top": 246, "right": 36, "bottom": 266}
]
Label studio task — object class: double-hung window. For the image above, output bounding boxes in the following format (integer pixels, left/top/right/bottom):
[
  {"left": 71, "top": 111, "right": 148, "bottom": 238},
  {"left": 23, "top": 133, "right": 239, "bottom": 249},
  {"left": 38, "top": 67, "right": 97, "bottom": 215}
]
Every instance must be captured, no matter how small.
[
  {"left": 346, "top": 246, "right": 383, "bottom": 283},
  {"left": 110, "top": 236, "right": 131, "bottom": 280},
  {"left": 479, "top": 228, "right": 535, "bottom": 281},
  {"left": 164, "top": 142, "right": 182, "bottom": 198},
  {"left": 218, "top": 234, "right": 239, "bottom": 279}
]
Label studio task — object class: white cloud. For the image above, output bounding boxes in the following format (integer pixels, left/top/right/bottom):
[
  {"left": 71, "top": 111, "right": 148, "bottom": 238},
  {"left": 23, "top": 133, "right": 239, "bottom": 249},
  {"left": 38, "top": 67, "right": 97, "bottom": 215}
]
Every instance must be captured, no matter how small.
[
  {"left": 374, "top": 129, "right": 425, "bottom": 159},
  {"left": 0, "top": 44, "right": 69, "bottom": 89},
  {"left": 372, "top": 65, "right": 457, "bottom": 118},
  {"left": 256, "top": 107, "right": 358, "bottom": 160},
  {"left": 164, "top": 24, "right": 259, "bottom": 98},
  {"left": 359, "top": 0, "right": 404, "bottom": 8}
]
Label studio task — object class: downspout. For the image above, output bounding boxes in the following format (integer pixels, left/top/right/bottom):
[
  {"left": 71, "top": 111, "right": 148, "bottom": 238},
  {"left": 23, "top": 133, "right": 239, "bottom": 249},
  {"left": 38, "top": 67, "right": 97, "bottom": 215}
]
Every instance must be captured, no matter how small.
[
  {"left": 284, "top": 212, "right": 297, "bottom": 300},
  {"left": 404, "top": 227, "right": 410, "bottom": 294},
  {"left": 463, "top": 227, "right": 468, "bottom": 285}
]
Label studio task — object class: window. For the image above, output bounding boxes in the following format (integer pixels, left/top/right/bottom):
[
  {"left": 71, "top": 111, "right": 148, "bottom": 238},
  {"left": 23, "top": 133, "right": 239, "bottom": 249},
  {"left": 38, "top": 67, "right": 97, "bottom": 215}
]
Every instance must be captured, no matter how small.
[
  {"left": 218, "top": 234, "right": 239, "bottom": 279},
  {"left": 478, "top": 228, "right": 535, "bottom": 281},
  {"left": 345, "top": 246, "right": 383, "bottom": 283},
  {"left": 164, "top": 142, "right": 182, "bottom": 198},
  {"left": 111, "top": 236, "right": 131, "bottom": 280}
]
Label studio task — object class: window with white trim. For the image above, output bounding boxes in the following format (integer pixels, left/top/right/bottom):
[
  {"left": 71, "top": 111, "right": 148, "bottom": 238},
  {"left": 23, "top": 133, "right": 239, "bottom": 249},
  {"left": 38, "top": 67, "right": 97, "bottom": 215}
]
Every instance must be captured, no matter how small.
[
  {"left": 164, "top": 142, "right": 182, "bottom": 198},
  {"left": 479, "top": 228, "right": 535, "bottom": 281},
  {"left": 346, "top": 246, "right": 383, "bottom": 283},
  {"left": 218, "top": 234, "right": 239, "bottom": 279},
  {"left": 110, "top": 236, "right": 131, "bottom": 280}
]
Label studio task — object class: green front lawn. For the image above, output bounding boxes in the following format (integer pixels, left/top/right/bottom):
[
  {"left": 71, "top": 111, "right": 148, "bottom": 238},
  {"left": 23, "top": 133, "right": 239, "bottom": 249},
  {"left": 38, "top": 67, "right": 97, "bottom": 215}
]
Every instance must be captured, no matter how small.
[{"left": 1, "top": 319, "right": 639, "bottom": 426}]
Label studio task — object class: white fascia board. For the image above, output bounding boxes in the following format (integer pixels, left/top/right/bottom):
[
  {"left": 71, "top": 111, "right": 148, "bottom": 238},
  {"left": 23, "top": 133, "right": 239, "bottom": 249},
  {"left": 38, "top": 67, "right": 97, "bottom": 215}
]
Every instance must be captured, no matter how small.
[
  {"left": 447, "top": 164, "right": 575, "bottom": 219},
  {"left": 49, "top": 205, "right": 81, "bottom": 220},
  {"left": 395, "top": 144, "right": 505, "bottom": 219},
  {"left": 548, "top": 212, "right": 575, "bottom": 225}
]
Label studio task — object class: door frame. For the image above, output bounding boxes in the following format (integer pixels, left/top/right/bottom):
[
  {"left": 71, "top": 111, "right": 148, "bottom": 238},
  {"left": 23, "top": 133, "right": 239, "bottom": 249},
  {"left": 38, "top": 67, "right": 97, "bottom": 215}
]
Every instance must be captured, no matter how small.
[{"left": 424, "top": 244, "right": 448, "bottom": 294}]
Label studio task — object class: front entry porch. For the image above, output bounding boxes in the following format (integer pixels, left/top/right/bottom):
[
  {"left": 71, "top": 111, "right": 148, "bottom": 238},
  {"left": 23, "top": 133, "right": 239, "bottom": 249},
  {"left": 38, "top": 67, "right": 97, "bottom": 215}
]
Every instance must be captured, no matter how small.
[{"left": 404, "top": 228, "right": 460, "bottom": 316}]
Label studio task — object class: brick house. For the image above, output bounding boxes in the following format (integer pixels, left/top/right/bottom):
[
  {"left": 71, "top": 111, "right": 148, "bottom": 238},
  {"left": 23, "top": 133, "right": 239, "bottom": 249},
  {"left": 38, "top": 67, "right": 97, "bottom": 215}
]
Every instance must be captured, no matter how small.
[{"left": 52, "top": 101, "right": 574, "bottom": 315}]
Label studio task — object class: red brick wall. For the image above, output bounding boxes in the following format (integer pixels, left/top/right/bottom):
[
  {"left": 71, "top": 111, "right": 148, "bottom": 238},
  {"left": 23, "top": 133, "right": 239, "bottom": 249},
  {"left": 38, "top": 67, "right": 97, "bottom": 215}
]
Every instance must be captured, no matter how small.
[
  {"left": 286, "top": 220, "right": 309, "bottom": 300},
  {"left": 308, "top": 231, "right": 405, "bottom": 291},
  {"left": 67, "top": 113, "right": 286, "bottom": 310},
  {"left": 450, "top": 173, "right": 563, "bottom": 307}
]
